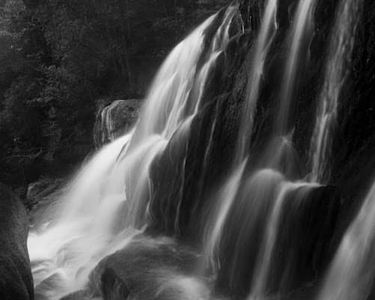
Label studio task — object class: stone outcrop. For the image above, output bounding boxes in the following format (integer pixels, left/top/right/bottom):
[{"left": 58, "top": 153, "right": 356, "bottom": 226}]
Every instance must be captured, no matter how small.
[
  {"left": 26, "top": 177, "right": 64, "bottom": 210},
  {"left": 0, "top": 183, "right": 33, "bottom": 300},
  {"left": 94, "top": 99, "right": 141, "bottom": 148}
]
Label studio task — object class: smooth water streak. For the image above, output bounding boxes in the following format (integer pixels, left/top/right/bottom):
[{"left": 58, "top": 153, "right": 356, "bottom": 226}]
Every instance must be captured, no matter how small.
[
  {"left": 235, "top": 0, "right": 279, "bottom": 164},
  {"left": 317, "top": 179, "right": 375, "bottom": 300},
  {"left": 276, "top": 0, "right": 316, "bottom": 134},
  {"left": 310, "top": 0, "right": 361, "bottom": 183},
  {"left": 204, "top": 159, "right": 247, "bottom": 270}
]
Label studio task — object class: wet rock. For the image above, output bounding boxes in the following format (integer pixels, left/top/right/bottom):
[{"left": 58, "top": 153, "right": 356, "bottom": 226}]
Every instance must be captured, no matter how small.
[
  {"left": 94, "top": 99, "right": 141, "bottom": 148},
  {"left": 91, "top": 236, "right": 209, "bottom": 300},
  {"left": 0, "top": 183, "right": 34, "bottom": 300}
]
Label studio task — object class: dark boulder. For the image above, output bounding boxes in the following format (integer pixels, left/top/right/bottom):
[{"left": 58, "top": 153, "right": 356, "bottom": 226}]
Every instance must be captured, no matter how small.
[{"left": 0, "top": 183, "right": 33, "bottom": 300}]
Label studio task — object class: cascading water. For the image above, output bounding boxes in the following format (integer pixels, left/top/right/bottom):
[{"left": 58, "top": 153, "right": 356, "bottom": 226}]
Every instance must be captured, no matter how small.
[
  {"left": 127, "top": 6, "right": 237, "bottom": 148},
  {"left": 28, "top": 6, "right": 239, "bottom": 300},
  {"left": 26, "top": 1, "right": 374, "bottom": 300},
  {"left": 28, "top": 134, "right": 136, "bottom": 299},
  {"left": 119, "top": 6, "right": 239, "bottom": 232},
  {"left": 310, "top": 0, "right": 361, "bottom": 183}
]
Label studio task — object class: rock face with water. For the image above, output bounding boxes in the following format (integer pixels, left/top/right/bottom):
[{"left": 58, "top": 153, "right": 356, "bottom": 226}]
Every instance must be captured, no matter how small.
[{"left": 0, "top": 183, "right": 33, "bottom": 300}]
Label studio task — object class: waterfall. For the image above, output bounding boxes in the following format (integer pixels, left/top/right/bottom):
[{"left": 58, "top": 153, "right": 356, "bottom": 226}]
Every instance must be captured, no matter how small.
[
  {"left": 27, "top": 6, "right": 238, "bottom": 299},
  {"left": 276, "top": 0, "right": 316, "bottom": 135},
  {"left": 127, "top": 6, "right": 237, "bottom": 149},
  {"left": 126, "top": 16, "right": 213, "bottom": 147},
  {"left": 25, "top": 1, "right": 373, "bottom": 299},
  {"left": 317, "top": 180, "right": 375, "bottom": 300},
  {"left": 119, "top": 6, "right": 238, "bottom": 230},
  {"left": 310, "top": 0, "right": 361, "bottom": 183}
]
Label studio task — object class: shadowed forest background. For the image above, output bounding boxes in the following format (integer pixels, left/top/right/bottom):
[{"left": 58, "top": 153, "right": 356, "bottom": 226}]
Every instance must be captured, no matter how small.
[{"left": 0, "top": 0, "right": 227, "bottom": 194}]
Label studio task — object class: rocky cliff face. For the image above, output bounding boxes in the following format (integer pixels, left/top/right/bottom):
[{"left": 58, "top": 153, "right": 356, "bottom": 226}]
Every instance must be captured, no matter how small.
[{"left": 0, "top": 183, "right": 33, "bottom": 300}]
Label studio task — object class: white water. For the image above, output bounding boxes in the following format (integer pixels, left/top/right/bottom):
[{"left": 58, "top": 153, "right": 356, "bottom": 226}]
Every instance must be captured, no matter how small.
[
  {"left": 128, "top": 6, "right": 236, "bottom": 148},
  {"left": 318, "top": 180, "right": 375, "bottom": 300},
  {"left": 28, "top": 7, "right": 238, "bottom": 299},
  {"left": 277, "top": 0, "right": 316, "bottom": 134},
  {"left": 310, "top": 0, "right": 361, "bottom": 183},
  {"left": 28, "top": 134, "right": 138, "bottom": 299}
]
